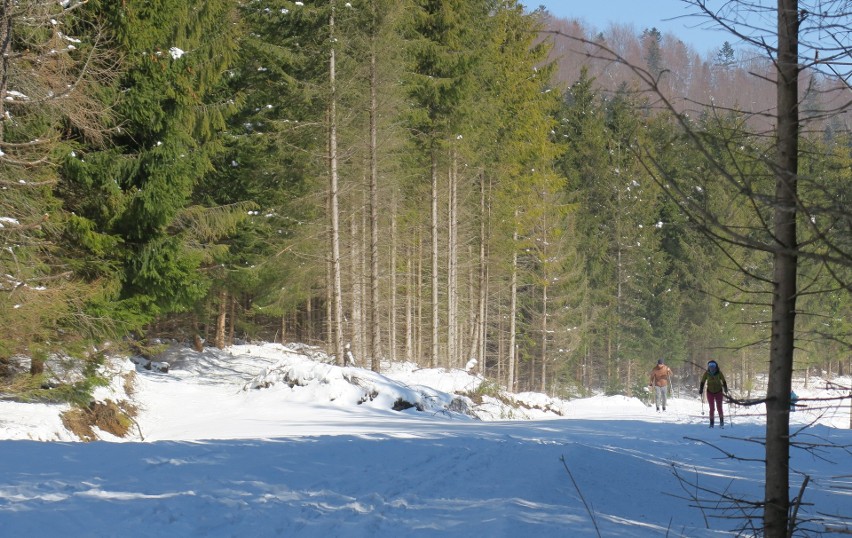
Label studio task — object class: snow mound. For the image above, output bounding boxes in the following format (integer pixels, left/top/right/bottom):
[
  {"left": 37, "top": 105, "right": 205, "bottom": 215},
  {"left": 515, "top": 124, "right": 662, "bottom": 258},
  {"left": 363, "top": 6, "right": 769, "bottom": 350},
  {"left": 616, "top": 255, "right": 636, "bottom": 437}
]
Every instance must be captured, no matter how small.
[{"left": 244, "top": 353, "right": 478, "bottom": 417}]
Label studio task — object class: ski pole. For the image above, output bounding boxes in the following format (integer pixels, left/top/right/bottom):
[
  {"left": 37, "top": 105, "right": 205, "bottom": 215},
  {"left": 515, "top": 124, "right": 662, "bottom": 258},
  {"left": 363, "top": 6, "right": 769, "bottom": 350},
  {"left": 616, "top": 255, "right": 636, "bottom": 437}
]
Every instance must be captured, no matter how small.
[{"left": 701, "top": 390, "right": 705, "bottom": 416}]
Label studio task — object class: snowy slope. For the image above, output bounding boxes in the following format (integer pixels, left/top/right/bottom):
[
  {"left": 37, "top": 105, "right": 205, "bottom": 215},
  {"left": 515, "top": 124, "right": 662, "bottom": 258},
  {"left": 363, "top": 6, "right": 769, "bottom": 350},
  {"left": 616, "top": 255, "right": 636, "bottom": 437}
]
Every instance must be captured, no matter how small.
[{"left": 0, "top": 342, "right": 849, "bottom": 537}]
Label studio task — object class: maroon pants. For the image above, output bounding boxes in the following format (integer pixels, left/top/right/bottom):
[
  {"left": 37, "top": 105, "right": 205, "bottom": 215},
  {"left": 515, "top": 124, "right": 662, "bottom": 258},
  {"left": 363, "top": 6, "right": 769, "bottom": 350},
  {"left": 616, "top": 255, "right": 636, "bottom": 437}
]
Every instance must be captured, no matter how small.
[{"left": 707, "top": 391, "right": 724, "bottom": 422}]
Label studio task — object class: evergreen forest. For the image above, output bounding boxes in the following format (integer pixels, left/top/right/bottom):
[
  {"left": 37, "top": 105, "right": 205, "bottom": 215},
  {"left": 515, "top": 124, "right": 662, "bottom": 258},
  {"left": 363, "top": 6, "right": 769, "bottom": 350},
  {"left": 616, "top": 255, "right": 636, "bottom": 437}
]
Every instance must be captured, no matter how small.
[{"left": 1, "top": 0, "right": 849, "bottom": 402}]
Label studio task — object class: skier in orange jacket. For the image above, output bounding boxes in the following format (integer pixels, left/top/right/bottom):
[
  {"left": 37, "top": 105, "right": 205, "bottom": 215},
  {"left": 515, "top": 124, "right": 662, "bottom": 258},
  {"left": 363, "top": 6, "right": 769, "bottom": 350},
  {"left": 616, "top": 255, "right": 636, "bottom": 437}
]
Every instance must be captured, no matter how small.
[{"left": 649, "top": 358, "right": 673, "bottom": 412}]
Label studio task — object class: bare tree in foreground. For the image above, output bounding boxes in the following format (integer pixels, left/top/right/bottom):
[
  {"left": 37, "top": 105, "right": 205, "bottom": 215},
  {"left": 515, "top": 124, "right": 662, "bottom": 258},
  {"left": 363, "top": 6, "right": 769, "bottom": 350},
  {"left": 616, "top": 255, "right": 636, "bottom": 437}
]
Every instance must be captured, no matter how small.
[{"left": 546, "top": 0, "right": 851, "bottom": 534}]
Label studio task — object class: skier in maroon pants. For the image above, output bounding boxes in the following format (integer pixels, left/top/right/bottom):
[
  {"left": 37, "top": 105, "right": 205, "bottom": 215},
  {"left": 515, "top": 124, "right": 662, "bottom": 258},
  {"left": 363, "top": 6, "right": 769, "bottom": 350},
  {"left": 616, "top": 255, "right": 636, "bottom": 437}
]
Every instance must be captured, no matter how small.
[{"left": 699, "top": 360, "right": 729, "bottom": 428}]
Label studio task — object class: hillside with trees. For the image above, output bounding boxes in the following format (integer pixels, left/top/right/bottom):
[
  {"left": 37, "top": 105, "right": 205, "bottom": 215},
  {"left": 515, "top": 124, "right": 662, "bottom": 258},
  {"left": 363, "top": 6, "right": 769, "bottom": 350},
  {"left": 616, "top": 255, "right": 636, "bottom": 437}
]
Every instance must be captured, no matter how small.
[
  {"left": 0, "top": 0, "right": 848, "bottom": 409},
  {"left": 1, "top": 2, "right": 849, "bottom": 533},
  {"left": 544, "top": 13, "right": 850, "bottom": 137}
]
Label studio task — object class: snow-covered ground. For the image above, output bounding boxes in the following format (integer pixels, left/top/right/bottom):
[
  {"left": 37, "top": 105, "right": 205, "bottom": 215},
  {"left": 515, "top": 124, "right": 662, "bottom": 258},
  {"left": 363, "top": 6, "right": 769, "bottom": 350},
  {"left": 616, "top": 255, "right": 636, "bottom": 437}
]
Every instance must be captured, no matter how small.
[{"left": 1, "top": 342, "right": 849, "bottom": 536}]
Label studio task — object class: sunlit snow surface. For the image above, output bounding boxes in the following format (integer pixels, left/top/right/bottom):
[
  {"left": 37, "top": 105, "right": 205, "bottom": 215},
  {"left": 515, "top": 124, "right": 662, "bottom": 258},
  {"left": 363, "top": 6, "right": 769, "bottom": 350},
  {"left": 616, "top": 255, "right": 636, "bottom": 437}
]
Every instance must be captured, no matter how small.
[{"left": 1, "top": 343, "right": 849, "bottom": 536}]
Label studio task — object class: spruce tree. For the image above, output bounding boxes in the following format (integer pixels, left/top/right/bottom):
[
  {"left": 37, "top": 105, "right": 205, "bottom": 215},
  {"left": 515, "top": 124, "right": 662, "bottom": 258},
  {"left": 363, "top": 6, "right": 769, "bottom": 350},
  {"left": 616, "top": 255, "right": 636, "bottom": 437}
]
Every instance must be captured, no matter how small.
[
  {"left": 405, "top": 0, "right": 483, "bottom": 367},
  {"left": 61, "top": 0, "right": 242, "bottom": 333},
  {"left": 0, "top": 0, "right": 117, "bottom": 363},
  {"left": 198, "top": 0, "right": 333, "bottom": 343},
  {"left": 480, "top": 3, "right": 567, "bottom": 392}
]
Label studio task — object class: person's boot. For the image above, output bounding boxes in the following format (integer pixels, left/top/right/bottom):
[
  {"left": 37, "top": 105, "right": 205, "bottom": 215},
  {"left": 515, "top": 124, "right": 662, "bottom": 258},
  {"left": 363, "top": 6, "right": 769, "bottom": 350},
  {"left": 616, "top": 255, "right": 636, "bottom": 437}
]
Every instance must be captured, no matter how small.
[
  {"left": 720, "top": 416, "right": 724, "bottom": 429},
  {"left": 709, "top": 419, "right": 714, "bottom": 428}
]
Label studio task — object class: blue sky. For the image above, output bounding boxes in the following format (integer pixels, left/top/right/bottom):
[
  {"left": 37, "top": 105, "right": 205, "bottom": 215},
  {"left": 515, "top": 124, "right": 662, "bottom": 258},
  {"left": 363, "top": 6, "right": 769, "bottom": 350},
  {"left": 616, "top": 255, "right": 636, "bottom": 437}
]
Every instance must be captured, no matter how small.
[{"left": 530, "top": 0, "right": 730, "bottom": 55}]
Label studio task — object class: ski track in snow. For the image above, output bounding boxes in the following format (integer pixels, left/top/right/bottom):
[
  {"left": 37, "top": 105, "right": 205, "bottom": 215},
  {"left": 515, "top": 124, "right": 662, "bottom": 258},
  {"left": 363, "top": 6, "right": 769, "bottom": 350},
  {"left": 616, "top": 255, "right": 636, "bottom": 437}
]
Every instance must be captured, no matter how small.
[{"left": 0, "top": 343, "right": 849, "bottom": 537}]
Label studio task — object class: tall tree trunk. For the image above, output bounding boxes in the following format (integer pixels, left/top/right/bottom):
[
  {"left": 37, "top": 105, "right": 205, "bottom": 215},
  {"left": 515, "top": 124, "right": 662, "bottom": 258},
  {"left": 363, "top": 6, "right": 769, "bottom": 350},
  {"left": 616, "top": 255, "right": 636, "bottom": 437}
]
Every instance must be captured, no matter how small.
[
  {"left": 417, "top": 228, "right": 423, "bottom": 363},
  {"left": 616, "top": 237, "right": 623, "bottom": 387},
  {"left": 360, "top": 201, "right": 368, "bottom": 362},
  {"left": 480, "top": 177, "right": 490, "bottom": 377},
  {"left": 764, "top": 1, "right": 800, "bottom": 535},
  {"left": 497, "top": 301, "right": 504, "bottom": 382},
  {"left": 541, "top": 283, "right": 548, "bottom": 392},
  {"left": 326, "top": 231, "right": 333, "bottom": 351},
  {"left": 350, "top": 211, "right": 362, "bottom": 365},
  {"left": 369, "top": 26, "right": 381, "bottom": 372},
  {"left": 328, "top": 5, "right": 345, "bottom": 366},
  {"left": 306, "top": 296, "right": 314, "bottom": 345},
  {"left": 481, "top": 262, "right": 488, "bottom": 376},
  {"left": 466, "top": 244, "right": 479, "bottom": 371},
  {"left": 405, "top": 245, "right": 413, "bottom": 362},
  {"left": 215, "top": 289, "right": 227, "bottom": 349},
  {"left": 430, "top": 148, "right": 440, "bottom": 368},
  {"left": 508, "top": 213, "right": 519, "bottom": 392},
  {"left": 626, "top": 360, "right": 633, "bottom": 397},
  {"left": 228, "top": 295, "right": 236, "bottom": 346},
  {"left": 390, "top": 200, "right": 398, "bottom": 363},
  {"left": 447, "top": 149, "right": 458, "bottom": 368}
]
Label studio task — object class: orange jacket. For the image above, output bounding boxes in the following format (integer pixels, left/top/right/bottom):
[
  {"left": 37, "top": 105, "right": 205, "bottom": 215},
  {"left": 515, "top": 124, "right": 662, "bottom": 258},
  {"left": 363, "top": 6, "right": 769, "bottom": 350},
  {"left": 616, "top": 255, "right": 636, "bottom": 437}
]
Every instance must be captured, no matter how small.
[{"left": 650, "top": 364, "right": 673, "bottom": 387}]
